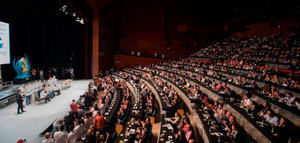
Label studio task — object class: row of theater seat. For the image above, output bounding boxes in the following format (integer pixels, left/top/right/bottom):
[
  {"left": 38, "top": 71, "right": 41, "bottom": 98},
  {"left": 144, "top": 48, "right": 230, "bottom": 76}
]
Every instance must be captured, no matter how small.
[{"left": 48, "top": 33, "right": 299, "bottom": 143}]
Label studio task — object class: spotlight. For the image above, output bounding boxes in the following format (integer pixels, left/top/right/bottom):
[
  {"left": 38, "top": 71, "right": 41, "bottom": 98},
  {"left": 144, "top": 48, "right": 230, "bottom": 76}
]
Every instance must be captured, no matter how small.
[{"left": 80, "top": 18, "right": 84, "bottom": 24}]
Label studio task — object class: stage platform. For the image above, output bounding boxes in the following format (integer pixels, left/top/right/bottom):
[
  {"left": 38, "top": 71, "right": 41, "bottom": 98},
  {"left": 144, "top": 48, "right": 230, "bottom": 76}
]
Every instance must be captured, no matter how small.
[{"left": 0, "top": 80, "right": 91, "bottom": 143}]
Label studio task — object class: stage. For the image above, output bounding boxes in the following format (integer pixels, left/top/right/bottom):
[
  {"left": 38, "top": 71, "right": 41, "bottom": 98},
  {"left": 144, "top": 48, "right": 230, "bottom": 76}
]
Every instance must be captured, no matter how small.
[{"left": 0, "top": 80, "right": 91, "bottom": 143}]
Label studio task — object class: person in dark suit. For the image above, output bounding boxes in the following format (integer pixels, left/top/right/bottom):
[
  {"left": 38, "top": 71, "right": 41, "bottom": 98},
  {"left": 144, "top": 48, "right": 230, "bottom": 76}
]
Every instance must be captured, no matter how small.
[{"left": 17, "top": 90, "right": 25, "bottom": 114}]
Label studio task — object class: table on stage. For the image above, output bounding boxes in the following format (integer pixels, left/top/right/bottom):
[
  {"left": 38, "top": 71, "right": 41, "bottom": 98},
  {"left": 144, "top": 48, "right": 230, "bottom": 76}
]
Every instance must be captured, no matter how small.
[{"left": 0, "top": 88, "right": 18, "bottom": 107}]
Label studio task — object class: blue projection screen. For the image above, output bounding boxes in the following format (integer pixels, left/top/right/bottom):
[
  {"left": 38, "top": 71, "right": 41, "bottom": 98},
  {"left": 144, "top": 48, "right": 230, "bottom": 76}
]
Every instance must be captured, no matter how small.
[{"left": 0, "top": 21, "right": 10, "bottom": 65}]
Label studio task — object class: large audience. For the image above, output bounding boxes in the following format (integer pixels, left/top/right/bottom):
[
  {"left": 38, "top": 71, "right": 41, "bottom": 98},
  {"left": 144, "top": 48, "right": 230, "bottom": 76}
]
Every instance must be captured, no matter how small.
[
  {"left": 39, "top": 32, "right": 299, "bottom": 143},
  {"left": 192, "top": 33, "right": 299, "bottom": 68}
]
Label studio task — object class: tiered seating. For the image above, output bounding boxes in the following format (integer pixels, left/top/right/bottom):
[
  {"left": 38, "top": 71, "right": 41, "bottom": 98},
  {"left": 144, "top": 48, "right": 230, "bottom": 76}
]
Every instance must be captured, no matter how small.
[
  {"left": 124, "top": 69, "right": 172, "bottom": 111},
  {"left": 125, "top": 68, "right": 198, "bottom": 142},
  {"left": 135, "top": 67, "right": 215, "bottom": 142},
  {"left": 191, "top": 33, "right": 299, "bottom": 67},
  {"left": 155, "top": 61, "right": 299, "bottom": 141},
  {"left": 150, "top": 65, "right": 269, "bottom": 141},
  {"left": 170, "top": 60, "right": 300, "bottom": 126},
  {"left": 43, "top": 76, "right": 136, "bottom": 143},
  {"left": 113, "top": 72, "right": 159, "bottom": 142},
  {"left": 137, "top": 66, "right": 260, "bottom": 142},
  {"left": 43, "top": 32, "right": 300, "bottom": 143}
]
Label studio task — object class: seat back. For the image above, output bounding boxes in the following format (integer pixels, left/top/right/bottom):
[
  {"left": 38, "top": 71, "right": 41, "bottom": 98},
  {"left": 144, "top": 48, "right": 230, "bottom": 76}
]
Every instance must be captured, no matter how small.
[{"left": 115, "top": 124, "right": 123, "bottom": 135}]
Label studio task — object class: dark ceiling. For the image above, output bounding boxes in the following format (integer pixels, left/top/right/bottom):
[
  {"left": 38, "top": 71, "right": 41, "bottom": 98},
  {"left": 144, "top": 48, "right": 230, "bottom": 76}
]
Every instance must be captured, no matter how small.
[{"left": 1, "top": 0, "right": 298, "bottom": 22}]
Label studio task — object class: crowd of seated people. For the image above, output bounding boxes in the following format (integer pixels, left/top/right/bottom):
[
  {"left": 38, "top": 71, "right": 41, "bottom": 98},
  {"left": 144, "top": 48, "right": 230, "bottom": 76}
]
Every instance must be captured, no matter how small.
[
  {"left": 213, "top": 62, "right": 298, "bottom": 88},
  {"left": 116, "top": 83, "right": 131, "bottom": 125},
  {"left": 196, "top": 60, "right": 299, "bottom": 112},
  {"left": 145, "top": 61, "right": 298, "bottom": 142},
  {"left": 41, "top": 75, "right": 133, "bottom": 143},
  {"left": 120, "top": 68, "right": 193, "bottom": 142},
  {"left": 128, "top": 68, "right": 198, "bottom": 143},
  {"left": 139, "top": 67, "right": 203, "bottom": 101},
  {"left": 191, "top": 33, "right": 299, "bottom": 67},
  {"left": 126, "top": 68, "right": 174, "bottom": 109},
  {"left": 146, "top": 72, "right": 182, "bottom": 115},
  {"left": 164, "top": 59, "right": 300, "bottom": 112},
  {"left": 112, "top": 72, "right": 156, "bottom": 143},
  {"left": 150, "top": 65, "right": 257, "bottom": 141},
  {"left": 38, "top": 31, "right": 299, "bottom": 143},
  {"left": 137, "top": 67, "right": 237, "bottom": 142},
  {"left": 118, "top": 71, "right": 156, "bottom": 119},
  {"left": 168, "top": 112, "right": 195, "bottom": 143}
]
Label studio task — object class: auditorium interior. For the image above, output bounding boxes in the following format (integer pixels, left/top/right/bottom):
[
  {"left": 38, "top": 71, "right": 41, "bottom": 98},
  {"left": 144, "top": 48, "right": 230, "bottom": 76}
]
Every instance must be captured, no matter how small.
[{"left": 0, "top": 0, "right": 299, "bottom": 143}]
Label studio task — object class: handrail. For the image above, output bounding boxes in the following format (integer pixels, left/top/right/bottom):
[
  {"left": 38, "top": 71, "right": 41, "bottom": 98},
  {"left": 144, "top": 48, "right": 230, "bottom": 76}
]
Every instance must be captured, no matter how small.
[
  {"left": 134, "top": 68, "right": 214, "bottom": 143},
  {"left": 151, "top": 67, "right": 275, "bottom": 143}
]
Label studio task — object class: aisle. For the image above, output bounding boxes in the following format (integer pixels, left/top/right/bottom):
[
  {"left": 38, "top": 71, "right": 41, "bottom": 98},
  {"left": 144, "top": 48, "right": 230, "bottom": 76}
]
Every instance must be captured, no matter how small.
[{"left": 0, "top": 80, "right": 91, "bottom": 143}]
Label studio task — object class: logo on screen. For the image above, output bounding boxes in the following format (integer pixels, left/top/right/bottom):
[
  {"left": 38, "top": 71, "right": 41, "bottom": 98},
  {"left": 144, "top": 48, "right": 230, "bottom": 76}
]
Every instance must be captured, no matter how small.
[{"left": 13, "top": 54, "right": 31, "bottom": 79}]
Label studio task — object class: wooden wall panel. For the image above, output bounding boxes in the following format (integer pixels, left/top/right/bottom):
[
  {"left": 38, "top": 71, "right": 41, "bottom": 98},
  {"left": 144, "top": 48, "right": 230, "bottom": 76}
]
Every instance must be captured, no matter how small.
[{"left": 114, "top": 54, "right": 166, "bottom": 69}]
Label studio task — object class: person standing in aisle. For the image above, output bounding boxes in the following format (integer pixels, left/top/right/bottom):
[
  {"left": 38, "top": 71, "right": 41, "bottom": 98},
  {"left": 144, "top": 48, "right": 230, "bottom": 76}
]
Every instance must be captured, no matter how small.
[{"left": 16, "top": 89, "right": 25, "bottom": 114}]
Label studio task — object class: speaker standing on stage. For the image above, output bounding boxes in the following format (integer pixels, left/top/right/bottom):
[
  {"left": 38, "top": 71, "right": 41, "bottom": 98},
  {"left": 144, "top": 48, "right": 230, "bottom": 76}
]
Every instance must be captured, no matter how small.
[{"left": 17, "top": 90, "right": 25, "bottom": 114}]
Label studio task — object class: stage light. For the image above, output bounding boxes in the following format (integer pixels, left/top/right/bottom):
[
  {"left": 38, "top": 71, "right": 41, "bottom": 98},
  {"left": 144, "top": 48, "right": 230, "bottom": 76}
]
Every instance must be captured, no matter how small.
[
  {"left": 60, "top": 5, "right": 67, "bottom": 12},
  {"left": 80, "top": 19, "right": 84, "bottom": 24},
  {"left": 58, "top": 3, "right": 84, "bottom": 24}
]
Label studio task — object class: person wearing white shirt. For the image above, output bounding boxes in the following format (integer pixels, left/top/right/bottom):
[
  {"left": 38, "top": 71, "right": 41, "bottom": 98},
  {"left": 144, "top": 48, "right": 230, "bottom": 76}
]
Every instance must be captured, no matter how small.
[
  {"left": 242, "top": 96, "right": 251, "bottom": 108},
  {"left": 19, "top": 85, "right": 26, "bottom": 105},
  {"left": 263, "top": 110, "right": 279, "bottom": 126},
  {"left": 282, "top": 93, "right": 295, "bottom": 106},
  {"left": 48, "top": 77, "right": 53, "bottom": 85},
  {"left": 92, "top": 85, "right": 97, "bottom": 91},
  {"left": 73, "top": 119, "right": 86, "bottom": 140},
  {"left": 69, "top": 67, "right": 74, "bottom": 79},
  {"left": 99, "top": 103, "right": 106, "bottom": 115},
  {"left": 106, "top": 92, "right": 112, "bottom": 103},
  {"left": 19, "top": 85, "right": 26, "bottom": 97},
  {"left": 38, "top": 80, "right": 43, "bottom": 91},
  {"left": 36, "top": 81, "right": 42, "bottom": 97},
  {"left": 46, "top": 85, "right": 54, "bottom": 99},
  {"left": 41, "top": 132, "right": 54, "bottom": 143},
  {"left": 52, "top": 84, "right": 61, "bottom": 95},
  {"left": 53, "top": 76, "right": 58, "bottom": 85},
  {"left": 194, "top": 92, "right": 200, "bottom": 100},
  {"left": 33, "top": 82, "right": 39, "bottom": 102},
  {"left": 25, "top": 84, "right": 32, "bottom": 105},
  {"left": 53, "top": 125, "right": 68, "bottom": 143},
  {"left": 40, "top": 88, "right": 50, "bottom": 103},
  {"left": 84, "top": 112, "right": 93, "bottom": 129},
  {"left": 67, "top": 125, "right": 76, "bottom": 143}
]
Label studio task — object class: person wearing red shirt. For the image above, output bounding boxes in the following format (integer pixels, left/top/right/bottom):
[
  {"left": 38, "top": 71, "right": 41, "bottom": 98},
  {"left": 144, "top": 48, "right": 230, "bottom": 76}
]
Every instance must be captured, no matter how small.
[
  {"left": 94, "top": 111, "right": 105, "bottom": 130},
  {"left": 70, "top": 99, "right": 78, "bottom": 113}
]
